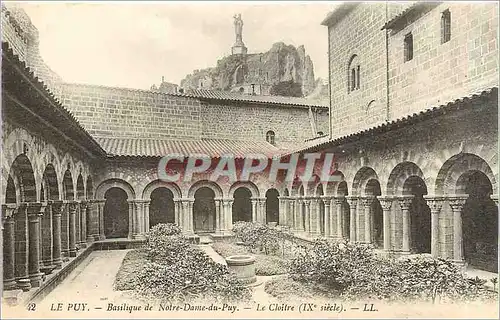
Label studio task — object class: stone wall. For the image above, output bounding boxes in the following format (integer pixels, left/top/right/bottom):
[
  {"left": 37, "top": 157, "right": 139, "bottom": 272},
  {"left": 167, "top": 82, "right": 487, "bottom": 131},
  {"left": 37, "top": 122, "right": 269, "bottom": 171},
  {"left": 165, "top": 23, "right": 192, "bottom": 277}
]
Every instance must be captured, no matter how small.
[
  {"left": 57, "top": 83, "right": 203, "bottom": 140},
  {"left": 200, "top": 102, "right": 329, "bottom": 145},
  {"left": 388, "top": 2, "right": 499, "bottom": 119}
]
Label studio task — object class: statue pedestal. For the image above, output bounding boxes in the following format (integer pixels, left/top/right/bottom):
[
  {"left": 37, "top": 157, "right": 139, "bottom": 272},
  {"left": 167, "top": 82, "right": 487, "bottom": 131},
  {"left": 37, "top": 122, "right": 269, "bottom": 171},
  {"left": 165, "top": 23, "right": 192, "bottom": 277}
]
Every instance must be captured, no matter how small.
[{"left": 232, "top": 45, "right": 248, "bottom": 55}]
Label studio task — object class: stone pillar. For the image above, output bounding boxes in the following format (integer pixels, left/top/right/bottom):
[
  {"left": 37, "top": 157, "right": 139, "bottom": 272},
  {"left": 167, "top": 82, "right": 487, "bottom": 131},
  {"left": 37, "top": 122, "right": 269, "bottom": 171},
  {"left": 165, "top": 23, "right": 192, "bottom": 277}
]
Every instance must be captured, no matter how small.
[
  {"left": 303, "top": 200, "right": 311, "bottom": 235},
  {"left": 40, "top": 201, "right": 55, "bottom": 274},
  {"left": 223, "top": 199, "right": 234, "bottom": 233},
  {"left": 361, "top": 197, "right": 374, "bottom": 244},
  {"left": 278, "top": 196, "right": 287, "bottom": 226},
  {"left": 250, "top": 198, "right": 258, "bottom": 223},
  {"left": 377, "top": 196, "right": 393, "bottom": 252},
  {"left": 75, "top": 201, "right": 81, "bottom": 248},
  {"left": 79, "top": 201, "right": 87, "bottom": 247},
  {"left": 85, "top": 202, "right": 94, "bottom": 243},
  {"left": 95, "top": 199, "right": 106, "bottom": 240},
  {"left": 127, "top": 200, "right": 134, "bottom": 239},
  {"left": 2, "top": 205, "right": 17, "bottom": 290},
  {"left": 14, "top": 204, "right": 30, "bottom": 291},
  {"left": 398, "top": 195, "right": 414, "bottom": 255},
  {"left": 214, "top": 197, "right": 223, "bottom": 234},
  {"left": 132, "top": 200, "right": 147, "bottom": 240},
  {"left": 144, "top": 201, "right": 150, "bottom": 232},
  {"left": 315, "top": 198, "right": 322, "bottom": 236},
  {"left": 51, "top": 201, "right": 64, "bottom": 269},
  {"left": 424, "top": 196, "right": 444, "bottom": 258},
  {"left": 345, "top": 197, "right": 358, "bottom": 243},
  {"left": 448, "top": 195, "right": 468, "bottom": 263},
  {"left": 27, "top": 202, "right": 45, "bottom": 287},
  {"left": 258, "top": 198, "right": 266, "bottom": 224},
  {"left": 294, "top": 198, "right": 302, "bottom": 231},
  {"left": 61, "top": 201, "right": 70, "bottom": 256},
  {"left": 490, "top": 195, "right": 498, "bottom": 206},
  {"left": 334, "top": 197, "right": 344, "bottom": 239},
  {"left": 322, "top": 196, "right": 331, "bottom": 237},
  {"left": 181, "top": 198, "right": 195, "bottom": 235},
  {"left": 68, "top": 201, "right": 78, "bottom": 257}
]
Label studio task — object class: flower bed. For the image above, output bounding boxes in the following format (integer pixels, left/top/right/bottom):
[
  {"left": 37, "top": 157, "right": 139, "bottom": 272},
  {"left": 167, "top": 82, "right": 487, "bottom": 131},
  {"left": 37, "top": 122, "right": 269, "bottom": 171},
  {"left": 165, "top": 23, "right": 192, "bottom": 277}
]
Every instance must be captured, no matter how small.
[
  {"left": 119, "top": 223, "right": 252, "bottom": 303},
  {"left": 113, "top": 249, "right": 148, "bottom": 291}
]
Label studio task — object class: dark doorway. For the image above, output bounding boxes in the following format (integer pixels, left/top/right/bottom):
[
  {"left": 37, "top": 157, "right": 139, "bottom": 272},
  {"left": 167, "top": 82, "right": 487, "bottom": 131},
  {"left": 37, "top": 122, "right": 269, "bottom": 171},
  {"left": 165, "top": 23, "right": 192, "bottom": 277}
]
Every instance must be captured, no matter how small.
[
  {"left": 150, "top": 188, "right": 175, "bottom": 227},
  {"left": 266, "top": 189, "right": 280, "bottom": 224},
  {"left": 103, "top": 188, "right": 129, "bottom": 238},
  {"left": 193, "top": 188, "right": 216, "bottom": 233},
  {"left": 233, "top": 187, "right": 252, "bottom": 222}
]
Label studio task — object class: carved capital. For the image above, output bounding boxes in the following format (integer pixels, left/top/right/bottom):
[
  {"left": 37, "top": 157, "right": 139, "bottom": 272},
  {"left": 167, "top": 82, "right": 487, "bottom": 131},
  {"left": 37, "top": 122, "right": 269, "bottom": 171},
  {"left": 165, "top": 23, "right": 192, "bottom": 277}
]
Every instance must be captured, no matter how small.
[
  {"left": 51, "top": 200, "right": 65, "bottom": 216},
  {"left": 2, "top": 204, "right": 17, "bottom": 219},
  {"left": 377, "top": 196, "right": 394, "bottom": 211},
  {"left": 490, "top": 195, "right": 498, "bottom": 205},
  {"left": 27, "top": 202, "right": 45, "bottom": 215},
  {"left": 448, "top": 195, "right": 468, "bottom": 211},
  {"left": 423, "top": 196, "right": 444, "bottom": 213},
  {"left": 67, "top": 201, "right": 78, "bottom": 213},
  {"left": 360, "top": 197, "right": 375, "bottom": 207},
  {"left": 303, "top": 200, "right": 311, "bottom": 207},
  {"left": 345, "top": 196, "right": 358, "bottom": 209},
  {"left": 333, "top": 196, "right": 344, "bottom": 205},
  {"left": 398, "top": 195, "right": 414, "bottom": 210}
]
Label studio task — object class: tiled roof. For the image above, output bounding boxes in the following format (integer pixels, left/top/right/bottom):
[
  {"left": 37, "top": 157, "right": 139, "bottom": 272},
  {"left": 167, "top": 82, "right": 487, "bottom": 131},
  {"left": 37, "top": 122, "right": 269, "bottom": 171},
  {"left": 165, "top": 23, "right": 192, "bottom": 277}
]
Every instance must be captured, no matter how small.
[
  {"left": 96, "top": 137, "right": 284, "bottom": 158},
  {"left": 321, "top": 3, "right": 359, "bottom": 26},
  {"left": 1, "top": 41, "right": 106, "bottom": 157},
  {"left": 284, "top": 87, "right": 498, "bottom": 156},
  {"left": 175, "top": 89, "right": 328, "bottom": 109},
  {"left": 382, "top": 2, "right": 441, "bottom": 30}
]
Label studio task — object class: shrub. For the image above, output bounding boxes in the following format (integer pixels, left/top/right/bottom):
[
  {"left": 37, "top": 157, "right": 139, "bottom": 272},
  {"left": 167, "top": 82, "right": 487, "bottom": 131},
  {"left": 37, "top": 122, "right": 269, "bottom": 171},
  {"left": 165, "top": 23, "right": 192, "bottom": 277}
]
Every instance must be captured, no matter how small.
[
  {"left": 289, "top": 239, "right": 496, "bottom": 302},
  {"left": 114, "top": 249, "right": 148, "bottom": 291},
  {"left": 212, "top": 240, "right": 250, "bottom": 257},
  {"left": 232, "top": 221, "right": 293, "bottom": 255},
  {"left": 255, "top": 255, "right": 289, "bottom": 276},
  {"left": 136, "top": 224, "right": 252, "bottom": 303}
]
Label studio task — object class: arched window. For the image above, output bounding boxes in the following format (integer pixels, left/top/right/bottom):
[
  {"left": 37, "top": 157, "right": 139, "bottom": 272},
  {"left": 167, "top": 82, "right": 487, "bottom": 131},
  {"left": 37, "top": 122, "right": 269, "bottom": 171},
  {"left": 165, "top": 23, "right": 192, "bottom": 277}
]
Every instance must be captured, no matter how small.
[
  {"left": 266, "top": 130, "right": 275, "bottom": 145},
  {"left": 347, "top": 55, "right": 360, "bottom": 93}
]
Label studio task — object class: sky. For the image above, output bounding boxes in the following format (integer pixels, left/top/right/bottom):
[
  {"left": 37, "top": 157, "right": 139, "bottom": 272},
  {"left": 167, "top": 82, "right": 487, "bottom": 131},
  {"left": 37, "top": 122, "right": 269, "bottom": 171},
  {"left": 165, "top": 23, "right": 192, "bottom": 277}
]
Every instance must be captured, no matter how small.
[{"left": 12, "top": 1, "right": 337, "bottom": 90}]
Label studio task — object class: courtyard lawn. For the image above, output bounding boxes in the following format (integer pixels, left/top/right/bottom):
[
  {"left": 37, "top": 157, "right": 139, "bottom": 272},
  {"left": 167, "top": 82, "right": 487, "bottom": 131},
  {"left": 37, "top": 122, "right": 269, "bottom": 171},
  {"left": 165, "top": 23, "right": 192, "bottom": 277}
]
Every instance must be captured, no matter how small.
[
  {"left": 211, "top": 240, "right": 289, "bottom": 276},
  {"left": 113, "top": 249, "right": 148, "bottom": 291}
]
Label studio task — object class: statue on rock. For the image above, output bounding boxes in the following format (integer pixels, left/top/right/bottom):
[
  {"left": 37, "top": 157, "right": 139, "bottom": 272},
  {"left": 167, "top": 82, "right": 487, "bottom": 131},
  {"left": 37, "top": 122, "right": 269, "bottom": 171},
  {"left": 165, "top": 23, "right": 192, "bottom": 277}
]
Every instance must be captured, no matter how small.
[{"left": 231, "top": 13, "right": 248, "bottom": 55}]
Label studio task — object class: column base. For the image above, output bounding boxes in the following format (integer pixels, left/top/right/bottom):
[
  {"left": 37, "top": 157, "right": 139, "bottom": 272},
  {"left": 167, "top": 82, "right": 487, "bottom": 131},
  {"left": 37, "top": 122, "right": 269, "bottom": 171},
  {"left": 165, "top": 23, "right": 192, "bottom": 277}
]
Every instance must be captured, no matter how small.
[
  {"left": 69, "top": 249, "right": 77, "bottom": 257},
  {"left": 3, "top": 279, "right": 17, "bottom": 291},
  {"left": 29, "top": 272, "right": 43, "bottom": 287},
  {"left": 133, "top": 234, "right": 147, "bottom": 241},
  {"left": 40, "top": 264, "right": 56, "bottom": 275},
  {"left": 86, "top": 236, "right": 94, "bottom": 242},
  {"left": 16, "top": 278, "right": 31, "bottom": 292},
  {"left": 78, "top": 242, "right": 87, "bottom": 248},
  {"left": 52, "top": 258, "right": 63, "bottom": 269}
]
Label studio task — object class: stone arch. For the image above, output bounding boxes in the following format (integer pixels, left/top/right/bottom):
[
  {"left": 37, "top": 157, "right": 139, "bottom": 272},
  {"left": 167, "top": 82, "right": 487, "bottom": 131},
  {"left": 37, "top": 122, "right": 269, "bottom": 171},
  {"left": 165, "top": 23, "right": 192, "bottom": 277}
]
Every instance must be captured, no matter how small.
[
  {"left": 435, "top": 153, "right": 496, "bottom": 195},
  {"left": 347, "top": 54, "right": 360, "bottom": 92},
  {"left": 76, "top": 174, "right": 85, "bottom": 200},
  {"left": 265, "top": 188, "right": 280, "bottom": 224},
  {"left": 228, "top": 181, "right": 260, "bottom": 198},
  {"left": 5, "top": 174, "right": 17, "bottom": 204},
  {"left": 62, "top": 169, "right": 75, "bottom": 201},
  {"left": 352, "top": 166, "right": 379, "bottom": 196},
  {"left": 38, "top": 144, "right": 62, "bottom": 183},
  {"left": 283, "top": 188, "right": 290, "bottom": 197},
  {"left": 306, "top": 174, "right": 321, "bottom": 195},
  {"left": 188, "top": 180, "right": 223, "bottom": 198},
  {"left": 142, "top": 180, "right": 182, "bottom": 200},
  {"left": 326, "top": 170, "right": 345, "bottom": 196},
  {"left": 41, "top": 164, "right": 59, "bottom": 201},
  {"left": 86, "top": 176, "right": 94, "bottom": 200},
  {"left": 386, "top": 161, "right": 426, "bottom": 196},
  {"left": 8, "top": 154, "right": 37, "bottom": 203},
  {"left": 96, "top": 179, "right": 136, "bottom": 200}
]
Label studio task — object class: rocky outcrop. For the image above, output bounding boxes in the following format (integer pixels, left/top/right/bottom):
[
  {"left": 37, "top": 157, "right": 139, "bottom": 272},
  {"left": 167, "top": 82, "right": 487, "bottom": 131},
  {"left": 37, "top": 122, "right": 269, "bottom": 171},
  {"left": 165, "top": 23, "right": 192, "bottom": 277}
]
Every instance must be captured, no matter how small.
[{"left": 180, "top": 42, "right": 316, "bottom": 97}]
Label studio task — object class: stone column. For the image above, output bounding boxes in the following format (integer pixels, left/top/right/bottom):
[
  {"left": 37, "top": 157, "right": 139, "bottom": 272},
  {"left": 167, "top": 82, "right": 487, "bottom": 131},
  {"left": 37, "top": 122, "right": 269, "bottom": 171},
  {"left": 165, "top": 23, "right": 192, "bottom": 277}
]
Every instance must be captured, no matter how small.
[
  {"left": 398, "top": 195, "right": 414, "bottom": 255},
  {"left": 345, "top": 196, "right": 358, "bottom": 243},
  {"left": 2, "top": 205, "right": 17, "bottom": 290},
  {"left": 490, "top": 195, "right": 498, "bottom": 206},
  {"left": 85, "top": 202, "right": 94, "bottom": 243},
  {"left": 127, "top": 200, "right": 135, "bottom": 239},
  {"left": 334, "top": 197, "right": 344, "bottom": 239},
  {"left": 95, "top": 199, "right": 106, "bottom": 240},
  {"left": 27, "top": 202, "right": 45, "bottom": 287},
  {"left": 51, "top": 201, "right": 64, "bottom": 269},
  {"left": 75, "top": 201, "right": 81, "bottom": 248},
  {"left": 303, "top": 200, "right": 311, "bottom": 235},
  {"left": 250, "top": 198, "right": 258, "bottom": 223},
  {"left": 294, "top": 198, "right": 302, "bottom": 231},
  {"left": 79, "top": 201, "right": 87, "bottom": 247},
  {"left": 448, "top": 195, "right": 468, "bottom": 263},
  {"left": 14, "top": 204, "right": 30, "bottom": 291},
  {"left": 40, "top": 201, "right": 55, "bottom": 274},
  {"left": 61, "top": 201, "right": 70, "bottom": 256},
  {"left": 258, "top": 198, "right": 266, "bottom": 224},
  {"left": 424, "top": 196, "right": 444, "bottom": 258},
  {"left": 132, "top": 200, "right": 147, "bottom": 240},
  {"left": 315, "top": 198, "right": 322, "bottom": 236},
  {"left": 223, "top": 199, "right": 234, "bottom": 233},
  {"left": 68, "top": 201, "right": 78, "bottom": 257},
  {"left": 144, "top": 201, "right": 150, "bottom": 232},
  {"left": 278, "top": 196, "right": 287, "bottom": 226},
  {"left": 181, "top": 198, "right": 195, "bottom": 235},
  {"left": 322, "top": 196, "right": 331, "bottom": 238},
  {"left": 361, "top": 197, "right": 374, "bottom": 244},
  {"left": 377, "top": 196, "right": 393, "bottom": 252},
  {"left": 214, "top": 197, "right": 223, "bottom": 234}
]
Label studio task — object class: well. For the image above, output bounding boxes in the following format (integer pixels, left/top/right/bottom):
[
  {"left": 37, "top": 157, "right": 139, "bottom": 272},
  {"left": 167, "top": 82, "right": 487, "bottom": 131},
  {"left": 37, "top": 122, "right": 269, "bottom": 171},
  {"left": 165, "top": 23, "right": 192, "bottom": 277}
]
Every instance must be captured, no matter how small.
[{"left": 225, "top": 255, "right": 256, "bottom": 284}]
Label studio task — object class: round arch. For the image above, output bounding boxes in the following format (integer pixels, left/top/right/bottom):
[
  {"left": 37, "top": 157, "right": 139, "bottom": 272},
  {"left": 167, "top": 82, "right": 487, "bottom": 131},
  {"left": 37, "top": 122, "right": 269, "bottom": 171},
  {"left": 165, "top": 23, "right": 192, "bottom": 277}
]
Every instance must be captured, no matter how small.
[
  {"left": 352, "top": 166, "right": 379, "bottom": 196},
  {"left": 96, "top": 179, "right": 136, "bottom": 200},
  {"left": 41, "top": 164, "right": 59, "bottom": 201},
  {"left": 386, "top": 161, "right": 426, "bottom": 196},
  {"left": 228, "top": 181, "right": 260, "bottom": 198},
  {"left": 142, "top": 180, "right": 182, "bottom": 200},
  {"left": 188, "top": 180, "right": 223, "bottom": 198},
  {"left": 76, "top": 174, "right": 85, "bottom": 200},
  {"left": 435, "top": 153, "right": 496, "bottom": 195}
]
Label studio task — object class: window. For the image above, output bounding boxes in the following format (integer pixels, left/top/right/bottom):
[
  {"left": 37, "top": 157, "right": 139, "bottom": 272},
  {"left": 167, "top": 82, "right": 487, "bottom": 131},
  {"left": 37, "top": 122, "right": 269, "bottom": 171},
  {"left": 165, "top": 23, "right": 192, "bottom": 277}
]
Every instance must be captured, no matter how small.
[
  {"left": 404, "top": 33, "right": 413, "bottom": 62},
  {"left": 347, "top": 55, "right": 360, "bottom": 93},
  {"left": 266, "top": 130, "right": 275, "bottom": 145},
  {"left": 441, "top": 9, "right": 451, "bottom": 44}
]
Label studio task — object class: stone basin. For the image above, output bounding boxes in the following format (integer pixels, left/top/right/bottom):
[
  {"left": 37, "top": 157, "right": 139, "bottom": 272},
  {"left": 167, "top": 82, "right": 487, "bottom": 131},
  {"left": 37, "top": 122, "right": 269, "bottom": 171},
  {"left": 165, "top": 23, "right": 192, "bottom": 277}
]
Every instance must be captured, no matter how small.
[{"left": 225, "top": 255, "right": 256, "bottom": 284}]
